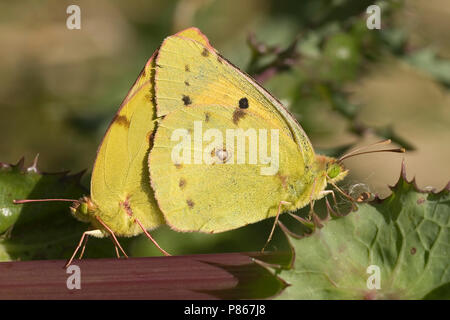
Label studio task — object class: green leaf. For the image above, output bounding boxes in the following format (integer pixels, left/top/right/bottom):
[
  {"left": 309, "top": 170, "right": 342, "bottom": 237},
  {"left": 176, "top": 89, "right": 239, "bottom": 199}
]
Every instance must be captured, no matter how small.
[
  {"left": 405, "top": 49, "right": 450, "bottom": 87},
  {"left": 322, "top": 32, "right": 361, "bottom": 82},
  {"left": 0, "top": 157, "right": 85, "bottom": 233},
  {"left": 277, "top": 162, "right": 450, "bottom": 299}
]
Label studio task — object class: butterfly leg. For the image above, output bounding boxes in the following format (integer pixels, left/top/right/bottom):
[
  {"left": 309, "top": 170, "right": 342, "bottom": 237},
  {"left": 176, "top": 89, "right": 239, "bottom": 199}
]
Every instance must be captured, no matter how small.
[
  {"left": 319, "top": 189, "right": 341, "bottom": 215},
  {"left": 95, "top": 216, "right": 128, "bottom": 259},
  {"left": 327, "top": 178, "right": 357, "bottom": 211},
  {"left": 65, "top": 229, "right": 102, "bottom": 268},
  {"left": 134, "top": 217, "right": 171, "bottom": 256},
  {"left": 261, "top": 201, "right": 291, "bottom": 253},
  {"left": 113, "top": 243, "right": 120, "bottom": 259},
  {"left": 78, "top": 233, "right": 90, "bottom": 260},
  {"left": 275, "top": 213, "right": 316, "bottom": 240},
  {"left": 307, "top": 177, "right": 319, "bottom": 220},
  {"left": 308, "top": 199, "right": 316, "bottom": 220},
  {"left": 321, "top": 190, "right": 338, "bottom": 207},
  {"left": 277, "top": 220, "right": 306, "bottom": 239}
]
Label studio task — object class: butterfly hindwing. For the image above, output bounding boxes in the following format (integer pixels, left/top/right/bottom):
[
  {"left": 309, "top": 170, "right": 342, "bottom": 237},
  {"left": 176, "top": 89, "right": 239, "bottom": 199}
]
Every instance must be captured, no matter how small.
[{"left": 149, "top": 104, "right": 311, "bottom": 233}]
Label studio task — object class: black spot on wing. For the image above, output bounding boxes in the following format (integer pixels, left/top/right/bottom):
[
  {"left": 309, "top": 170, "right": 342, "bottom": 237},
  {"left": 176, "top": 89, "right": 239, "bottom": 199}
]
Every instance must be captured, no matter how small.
[
  {"left": 184, "top": 81, "right": 190, "bottom": 86},
  {"left": 186, "top": 199, "right": 195, "bottom": 209},
  {"left": 182, "top": 95, "right": 192, "bottom": 106},
  {"left": 239, "top": 97, "right": 249, "bottom": 109},
  {"left": 185, "top": 65, "right": 190, "bottom": 72},
  {"left": 179, "top": 178, "right": 186, "bottom": 189},
  {"left": 201, "top": 48, "right": 209, "bottom": 57},
  {"left": 205, "top": 112, "right": 210, "bottom": 122}
]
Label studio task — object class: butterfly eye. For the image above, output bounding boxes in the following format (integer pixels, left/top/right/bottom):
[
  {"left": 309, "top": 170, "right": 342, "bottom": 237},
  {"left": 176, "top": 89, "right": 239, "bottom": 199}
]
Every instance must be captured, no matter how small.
[
  {"left": 327, "top": 163, "right": 341, "bottom": 179},
  {"left": 216, "top": 149, "right": 230, "bottom": 162}
]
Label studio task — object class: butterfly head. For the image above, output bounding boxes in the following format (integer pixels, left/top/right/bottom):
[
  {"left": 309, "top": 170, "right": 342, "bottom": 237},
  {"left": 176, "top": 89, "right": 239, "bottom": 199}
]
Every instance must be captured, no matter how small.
[
  {"left": 314, "top": 155, "right": 348, "bottom": 184},
  {"left": 317, "top": 156, "right": 348, "bottom": 184},
  {"left": 326, "top": 160, "right": 348, "bottom": 183},
  {"left": 70, "top": 196, "right": 97, "bottom": 223}
]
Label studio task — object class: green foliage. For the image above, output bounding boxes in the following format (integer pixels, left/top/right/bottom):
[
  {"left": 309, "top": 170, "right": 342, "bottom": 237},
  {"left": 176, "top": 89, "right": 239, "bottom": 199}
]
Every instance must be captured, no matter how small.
[
  {"left": 0, "top": 157, "right": 85, "bottom": 234},
  {"left": 406, "top": 48, "right": 450, "bottom": 88},
  {"left": 247, "top": 0, "right": 419, "bottom": 151},
  {"left": 276, "top": 163, "right": 450, "bottom": 299}
]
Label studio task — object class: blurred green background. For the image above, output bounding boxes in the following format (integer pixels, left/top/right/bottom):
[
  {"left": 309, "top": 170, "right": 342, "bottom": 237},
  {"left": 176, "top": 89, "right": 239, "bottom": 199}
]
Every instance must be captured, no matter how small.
[{"left": 0, "top": 0, "right": 449, "bottom": 259}]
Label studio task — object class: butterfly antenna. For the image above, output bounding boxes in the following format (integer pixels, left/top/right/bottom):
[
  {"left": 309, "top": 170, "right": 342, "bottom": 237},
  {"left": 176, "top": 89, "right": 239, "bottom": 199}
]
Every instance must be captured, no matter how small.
[
  {"left": 13, "top": 198, "right": 79, "bottom": 204},
  {"left": 340, "top": 139, "right": 392, "bottom": 159},
  {"left": 338, "top": 139, "right": 405, "bottom": 163},
  {"left": 338, "top": 148, "right": 405, "bottom": 163}
]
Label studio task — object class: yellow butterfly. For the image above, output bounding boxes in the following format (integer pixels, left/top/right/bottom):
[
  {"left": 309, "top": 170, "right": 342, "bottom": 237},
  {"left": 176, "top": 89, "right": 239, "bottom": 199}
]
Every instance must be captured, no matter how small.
[{"left": 15, "top": 28, "right": 403, "bottom": 265}]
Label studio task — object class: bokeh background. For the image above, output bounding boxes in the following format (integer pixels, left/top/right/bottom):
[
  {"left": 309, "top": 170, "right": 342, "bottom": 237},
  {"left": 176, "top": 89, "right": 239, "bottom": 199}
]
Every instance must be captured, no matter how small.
[{"left": 0, "top": 0, "right": 449, "bottom": 259}]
